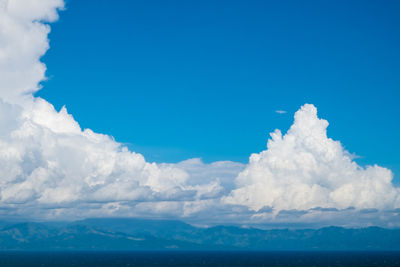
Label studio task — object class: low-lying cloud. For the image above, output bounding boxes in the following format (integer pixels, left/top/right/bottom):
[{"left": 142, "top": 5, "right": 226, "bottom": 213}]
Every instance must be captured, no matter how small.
[{"left": 0, "top": 0, "right": 398, "bottom": 227}]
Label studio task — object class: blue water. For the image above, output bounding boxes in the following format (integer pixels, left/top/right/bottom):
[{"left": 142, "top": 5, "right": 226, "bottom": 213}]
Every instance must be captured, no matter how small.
[{"left": 0, "top": 251, "right": 399, "bottom": 266}]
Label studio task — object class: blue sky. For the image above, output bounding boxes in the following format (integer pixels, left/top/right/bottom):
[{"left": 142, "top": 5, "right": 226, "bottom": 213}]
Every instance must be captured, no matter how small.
[
  {"left": 1, "top": 0, "right": 399, "bottom": 225},
  {"left": 38, "top": 0, "right": 400, "bottom": 182}
]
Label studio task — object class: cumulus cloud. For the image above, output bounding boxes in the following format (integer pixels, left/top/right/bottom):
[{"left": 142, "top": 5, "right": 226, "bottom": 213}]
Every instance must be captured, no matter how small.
[
  {"left": 0, "top": 0, "right": 399, "bottom": 227},
  {"left": 0, "top": 0, "right": 64, "bottom": 103},
  {"left": 0, "top": 0, "right": 227, "bottom": 220},
  {"left": 224, "top": 104, "right": 400, "bottom": 213}
]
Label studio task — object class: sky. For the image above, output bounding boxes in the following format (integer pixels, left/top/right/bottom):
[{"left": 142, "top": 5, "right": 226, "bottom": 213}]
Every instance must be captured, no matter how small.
[
  {"left": 39, "top": 0, "right": 400, "bottom": 175},
  {"left": 0, "top": 0, "right": 399, "bottom": 228}
]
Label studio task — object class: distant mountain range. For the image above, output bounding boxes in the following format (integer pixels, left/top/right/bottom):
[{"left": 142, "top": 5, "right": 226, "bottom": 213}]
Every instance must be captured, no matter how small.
[{"left": 0, "top": 218, "right": 398, "bottom": 250}]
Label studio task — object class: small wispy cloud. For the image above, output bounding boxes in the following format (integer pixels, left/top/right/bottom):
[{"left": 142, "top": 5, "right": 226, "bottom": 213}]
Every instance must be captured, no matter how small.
[{"left": 275, "top": 110, "right": 287, "bottom": 114}]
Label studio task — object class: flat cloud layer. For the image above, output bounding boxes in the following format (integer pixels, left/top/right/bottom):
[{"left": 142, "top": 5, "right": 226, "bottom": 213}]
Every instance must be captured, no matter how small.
[{"left": 0, "top": 0, "right": 399, "bottom": 227}]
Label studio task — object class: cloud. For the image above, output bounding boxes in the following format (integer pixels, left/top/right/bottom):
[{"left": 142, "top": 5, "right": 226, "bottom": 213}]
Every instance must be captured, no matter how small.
[
  {"left": 224, "top": 104, "right": 400, "bottom": 213},
  {"left": 275, "top": 110, "right": 287, "bottom": 114},
  {"left": 0, "top": 0, "right": 64, "bottom": 103},
  {"left": 0, "top": 0, "right": 399, "bottom": 227},
  {"left": 0, "top": 0, "right": 222, "bottom": 220}
]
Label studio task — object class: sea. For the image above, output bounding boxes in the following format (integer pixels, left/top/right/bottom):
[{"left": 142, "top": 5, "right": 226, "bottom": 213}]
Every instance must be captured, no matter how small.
[{"left": 0, "top": 251, "right": 399, "bottom": 266}]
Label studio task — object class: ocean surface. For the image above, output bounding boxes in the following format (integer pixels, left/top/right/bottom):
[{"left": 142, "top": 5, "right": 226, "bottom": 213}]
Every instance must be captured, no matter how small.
[{"left": 0, "top": 251, "right": 399, "bottom": 266}]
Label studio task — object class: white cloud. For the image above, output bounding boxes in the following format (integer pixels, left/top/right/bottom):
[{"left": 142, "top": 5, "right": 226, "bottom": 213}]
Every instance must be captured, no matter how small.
[
  {"left": 224, "top": 104, "right": 400, "bottom": 213},
  {"left": 0, "top": 0, "right": 220, "bottom": 219},
  {"left": 275, "top": 110, "right": 287, "bottom": 114},
  {"left": 0, "top": 0, "right": 64, "bottom": 103},
  {"left": 0, "top": 0, "right": 398, "bottom": 227}
]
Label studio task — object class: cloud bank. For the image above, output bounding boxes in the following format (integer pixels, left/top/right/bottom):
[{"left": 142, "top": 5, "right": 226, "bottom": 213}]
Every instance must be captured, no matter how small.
[
  {"left": 0, "top": 0, "right": 224, "bottom": 220},
  {"left": 0, "top": 0, "right": 398, "bottom": 227}
]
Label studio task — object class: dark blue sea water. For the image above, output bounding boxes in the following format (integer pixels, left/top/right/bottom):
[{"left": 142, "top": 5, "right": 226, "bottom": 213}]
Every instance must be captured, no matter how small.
[{"left": 0, "top": 251, "right": 399, "bottom": 266}]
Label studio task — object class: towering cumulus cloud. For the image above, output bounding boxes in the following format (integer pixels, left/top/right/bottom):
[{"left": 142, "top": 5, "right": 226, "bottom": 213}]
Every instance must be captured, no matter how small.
[
  {"left": 0, "top": 0, "right": 398, "bottom": 226},
  {"left": 224, "top": 104, "right": 400, "bottom": 213}
]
